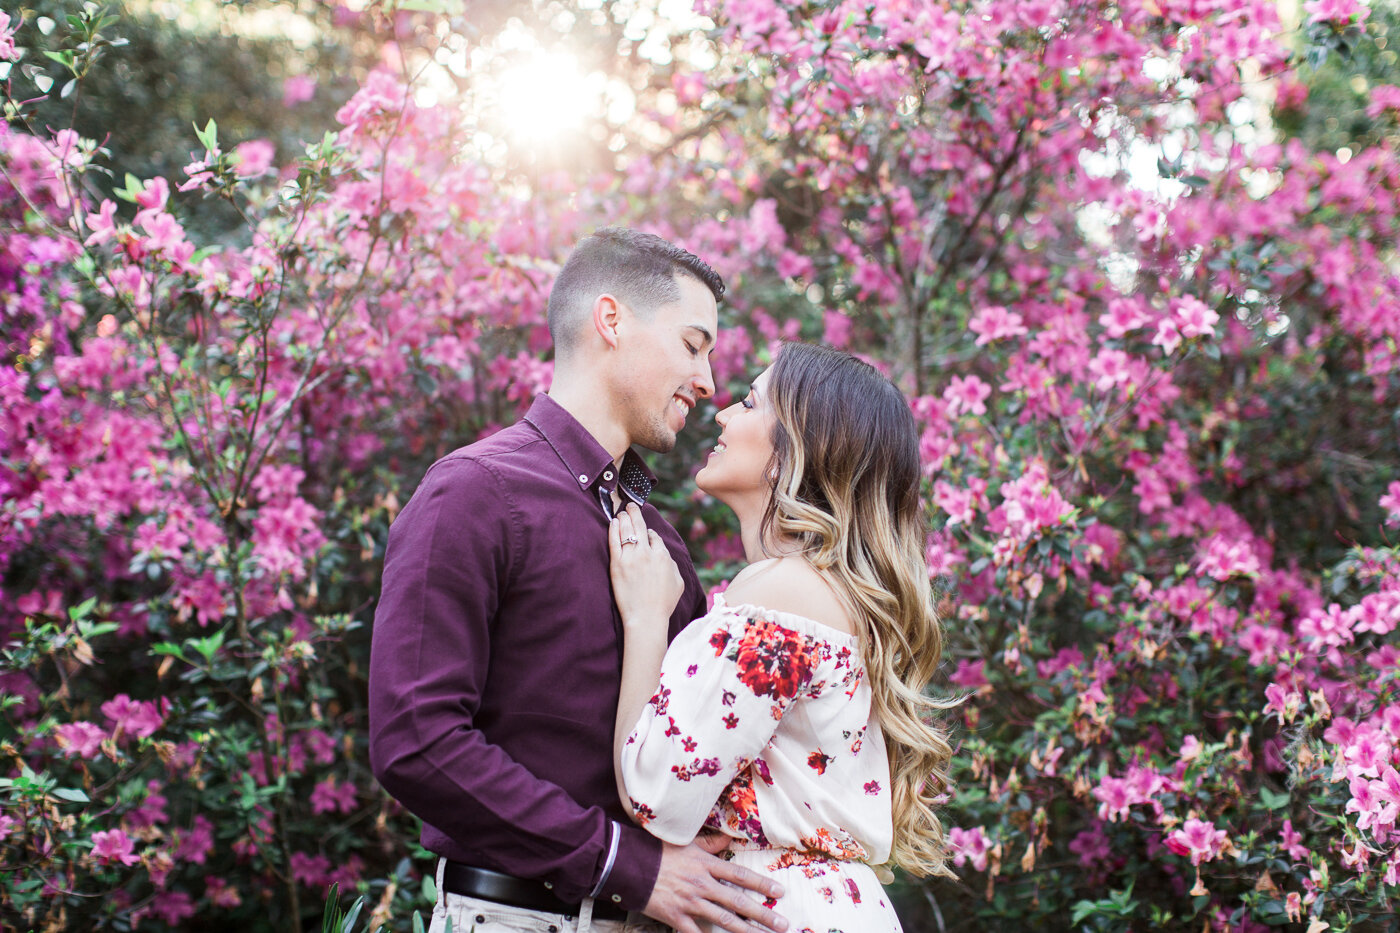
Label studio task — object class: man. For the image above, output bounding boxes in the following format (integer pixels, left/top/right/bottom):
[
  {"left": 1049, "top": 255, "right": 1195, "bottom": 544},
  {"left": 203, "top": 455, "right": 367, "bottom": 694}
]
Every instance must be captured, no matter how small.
[{"left": 369, "top": 227, "right": 787, "bottom": 933}]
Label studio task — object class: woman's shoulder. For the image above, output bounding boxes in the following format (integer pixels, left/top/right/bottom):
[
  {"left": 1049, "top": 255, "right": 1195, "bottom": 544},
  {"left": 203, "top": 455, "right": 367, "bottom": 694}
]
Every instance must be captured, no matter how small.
[{"left": 722, "top": 557, "right": 856, "bottom": 637}]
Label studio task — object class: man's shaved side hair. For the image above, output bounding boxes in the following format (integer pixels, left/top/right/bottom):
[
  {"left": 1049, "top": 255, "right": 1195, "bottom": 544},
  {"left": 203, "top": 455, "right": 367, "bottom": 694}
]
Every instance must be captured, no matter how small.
[{"left": 547, "top": 227, "right": 725, "bottom": 357}]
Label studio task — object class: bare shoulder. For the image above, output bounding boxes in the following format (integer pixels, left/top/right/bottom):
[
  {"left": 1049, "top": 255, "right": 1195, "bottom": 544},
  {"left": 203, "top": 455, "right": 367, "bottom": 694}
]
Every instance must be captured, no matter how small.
[{"left": 724, "top": 557, "right": 855, "bottom": 636}]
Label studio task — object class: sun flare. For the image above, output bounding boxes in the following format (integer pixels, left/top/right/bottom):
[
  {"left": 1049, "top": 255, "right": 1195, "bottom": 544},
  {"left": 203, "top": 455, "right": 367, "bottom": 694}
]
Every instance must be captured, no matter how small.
[{"left": 493, "top": 50, "right": 602, "bottom": 146}]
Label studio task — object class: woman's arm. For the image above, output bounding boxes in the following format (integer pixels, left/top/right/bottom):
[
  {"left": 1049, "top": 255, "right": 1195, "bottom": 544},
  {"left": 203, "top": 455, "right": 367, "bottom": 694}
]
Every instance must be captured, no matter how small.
[{"left": 609, "top": 504, "right": 684, "bottom": 816}]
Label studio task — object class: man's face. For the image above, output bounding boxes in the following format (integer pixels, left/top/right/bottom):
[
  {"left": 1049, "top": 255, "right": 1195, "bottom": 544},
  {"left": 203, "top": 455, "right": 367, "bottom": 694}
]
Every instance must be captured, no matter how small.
[{"left": 614, "top": 273, "right": 718, "bottom": 453}]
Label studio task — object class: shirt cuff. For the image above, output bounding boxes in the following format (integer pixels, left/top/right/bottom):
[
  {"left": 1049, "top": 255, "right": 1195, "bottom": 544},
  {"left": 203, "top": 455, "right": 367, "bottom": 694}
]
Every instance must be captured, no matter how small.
[{"left": 594, "top": 821, "right": 663, "bottom": 912}]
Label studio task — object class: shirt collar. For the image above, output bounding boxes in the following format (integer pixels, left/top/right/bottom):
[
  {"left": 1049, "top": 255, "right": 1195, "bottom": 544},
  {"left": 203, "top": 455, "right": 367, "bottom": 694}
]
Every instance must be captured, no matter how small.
[{"left": 523, "top": 394, "right": 658, "bottom": 504}]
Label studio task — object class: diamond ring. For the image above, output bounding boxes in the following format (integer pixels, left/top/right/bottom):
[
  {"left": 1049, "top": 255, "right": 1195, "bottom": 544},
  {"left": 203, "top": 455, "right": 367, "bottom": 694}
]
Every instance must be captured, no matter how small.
[{"left": 622, "top": 535, "right": 639, "bottom": 546}]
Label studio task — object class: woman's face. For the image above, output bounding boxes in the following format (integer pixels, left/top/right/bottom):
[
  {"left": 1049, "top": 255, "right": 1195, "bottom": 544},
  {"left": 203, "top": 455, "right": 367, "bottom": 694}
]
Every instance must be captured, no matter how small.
[{"left": 695, "top": 367, "right": 777, "bottom": 509}]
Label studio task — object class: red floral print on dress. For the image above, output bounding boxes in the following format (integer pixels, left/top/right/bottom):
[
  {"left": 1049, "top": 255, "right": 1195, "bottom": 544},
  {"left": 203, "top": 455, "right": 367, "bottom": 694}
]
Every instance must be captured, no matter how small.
[{"left": 724, "top": 617, "right": 817, "bottom": 701}]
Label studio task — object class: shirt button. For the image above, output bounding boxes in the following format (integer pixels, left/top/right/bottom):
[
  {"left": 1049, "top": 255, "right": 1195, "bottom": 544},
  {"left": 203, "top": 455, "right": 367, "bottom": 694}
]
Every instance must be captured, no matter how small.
[
  {"left": 578, "top": 474, "right": 588, "bottom": 484},
  {"left": 543, "top": 881, "right": 553, "bottom": 889},
  {"left": 611, "top": 894, "right": 622, "bottom": 903},
  {"left": 603, "top": 470, "right": 614, "bottom": 481}
]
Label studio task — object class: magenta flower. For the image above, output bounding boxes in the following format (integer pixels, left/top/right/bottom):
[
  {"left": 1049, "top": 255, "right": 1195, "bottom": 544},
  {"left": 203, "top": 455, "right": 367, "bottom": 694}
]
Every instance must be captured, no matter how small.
[
  {"left": 1165, "top": 818, "right": 1229, "bottom": 865},
  {"left": 282, "top": 74, "right": 317, "bottom": 107},
  {"left": 101, "top": 694, "right": 165, "bottom": 740},
  {"left": 90, "top": 828, "right": 140, "bottom": 866},
  {"left": 1263, "top": 683, "right": 1302, "bottom": 723},
  {"left": 947, "top": 825, "right": 990, "bottom": 871},
  {"left": 1171, "top": 296, "right": 1219, "bottom": 340},
  {"left": 133, "top": 176, "right": 169, "bottom": 211},
  {"left": 968, "top": 305, "right": 1028, "bottom": 345},
  {"left": 55, "top": 721, "right": 107, "bottom": 758},
  {"left": 943, "top": 374, "right": 993, "bottom": 417},
  {"left": 310, "top": 777, "right": 358, "bottom": 815},
  {"left": 1092, "top": 776, "right": 1133, "bottom": 822},
  {"left": 1303, "top": 0, "right": 1370, "bottom": 25},
  {"left": 0, "top": 11, "right": 18, "bottom": 62},
  {"left": 234, "top": 139, "right": 276, "bottom": 178},
  {"left": 1380, "top": 481, "right": 1400, "bottom": 526},
  {"left": 1280, "top": 819, "right": 1310, "bottom": 861}
]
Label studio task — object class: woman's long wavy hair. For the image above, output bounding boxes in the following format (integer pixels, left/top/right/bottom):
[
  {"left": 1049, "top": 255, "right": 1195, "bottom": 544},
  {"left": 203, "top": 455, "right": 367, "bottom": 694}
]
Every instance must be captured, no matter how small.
[{"left": 759, "top": 343, "right": 956, "bottom": 878}]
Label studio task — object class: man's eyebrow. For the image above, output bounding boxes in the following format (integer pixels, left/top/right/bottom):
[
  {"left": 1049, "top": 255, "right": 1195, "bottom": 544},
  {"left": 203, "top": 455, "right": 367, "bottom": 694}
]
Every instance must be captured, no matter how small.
[{"left": 684, "top": 324, "right": 715, "bottom": 347}]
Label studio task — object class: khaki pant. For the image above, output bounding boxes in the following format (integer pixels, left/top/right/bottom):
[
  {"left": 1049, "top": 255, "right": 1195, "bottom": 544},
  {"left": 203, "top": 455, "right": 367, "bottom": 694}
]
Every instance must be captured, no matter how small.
[{"left": 429, "top": 859, "right": 668, "bottom": 933}]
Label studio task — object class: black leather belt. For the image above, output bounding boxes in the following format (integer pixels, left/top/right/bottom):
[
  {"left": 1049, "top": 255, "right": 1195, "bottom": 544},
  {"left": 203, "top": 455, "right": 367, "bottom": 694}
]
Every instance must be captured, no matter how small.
[{"left": 439, "top": 861, "right": 629, "bottom": 922}]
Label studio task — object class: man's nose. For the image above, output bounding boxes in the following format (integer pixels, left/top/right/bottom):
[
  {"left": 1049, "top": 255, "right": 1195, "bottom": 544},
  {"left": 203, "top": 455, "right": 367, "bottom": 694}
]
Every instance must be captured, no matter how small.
[{"left": 692, "top": 359, "right": 715, "bottom": 400}]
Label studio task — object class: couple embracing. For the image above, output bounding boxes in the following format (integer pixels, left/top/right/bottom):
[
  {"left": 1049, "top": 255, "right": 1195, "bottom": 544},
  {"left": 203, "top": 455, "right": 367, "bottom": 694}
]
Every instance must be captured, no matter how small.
[{"left": 368, "top": 228, "right": 954, "bottom": 933}]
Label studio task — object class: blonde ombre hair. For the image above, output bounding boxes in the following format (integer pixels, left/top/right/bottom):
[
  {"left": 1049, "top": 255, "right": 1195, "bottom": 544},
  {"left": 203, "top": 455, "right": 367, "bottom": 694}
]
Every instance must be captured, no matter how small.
[{"left": 760, "top": 343, "right": 956, "bottom": 878}]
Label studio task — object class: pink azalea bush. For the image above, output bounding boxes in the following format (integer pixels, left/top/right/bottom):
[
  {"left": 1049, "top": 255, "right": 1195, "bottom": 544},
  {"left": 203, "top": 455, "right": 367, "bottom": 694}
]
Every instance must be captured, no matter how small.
[{"left": 1, "top": 0, "right": 1397, "bottom": 930}]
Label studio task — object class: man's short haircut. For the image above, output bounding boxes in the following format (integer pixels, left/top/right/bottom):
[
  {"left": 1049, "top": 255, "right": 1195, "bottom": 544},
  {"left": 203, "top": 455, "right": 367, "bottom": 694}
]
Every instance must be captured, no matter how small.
[{"left": 547, "top": 227, "right": 725, "bottom": 356}]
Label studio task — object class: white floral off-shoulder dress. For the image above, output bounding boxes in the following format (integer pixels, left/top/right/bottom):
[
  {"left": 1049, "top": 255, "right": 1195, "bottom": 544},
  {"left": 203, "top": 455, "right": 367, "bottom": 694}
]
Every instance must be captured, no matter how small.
[{"left": 619, "top": 594, "right": 904, "bottom": 933}]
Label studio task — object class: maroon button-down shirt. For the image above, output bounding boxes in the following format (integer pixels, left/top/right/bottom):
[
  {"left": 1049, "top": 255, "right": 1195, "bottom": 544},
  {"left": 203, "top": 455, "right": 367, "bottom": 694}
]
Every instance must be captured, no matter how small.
[{"left": 369, "top": 394, "right": 708, "bottom": 910}]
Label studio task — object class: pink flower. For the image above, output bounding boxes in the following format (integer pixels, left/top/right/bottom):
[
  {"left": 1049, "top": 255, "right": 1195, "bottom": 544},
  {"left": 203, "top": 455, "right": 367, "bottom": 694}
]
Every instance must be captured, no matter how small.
[
  {"left": 1370, "top": 767, "right": 1400, "bottom": 826},
  {"left": 1264, "top": 683, "right": 1302, "bottom": 723},
  {"left": 1380, "top": 481, "right": 1400, "bottom": 526},
  {"left": 1151, "top": 318, "right": 1182, "bottom": 355},
  {"left": 206, "top": 875, "right": 243, "bottom": 908},
  {"left": 1304, "top": 0, "right": 1369, "bottom": 24},
  {"left": 290, "top": 851, "right": 332, "bottom": 888},
  {"left": 91, "top": 828, "right": 140, "bottom": 866},
  {"left": 133, "top": 176, "right": 169, "bottom": 211},
  {"left": 1368, "top": 85, "right": 1400, "bottom": 119},
  {"left": 822, "top": 311, "right": 853, "bottom": 348},
  {"left": 234, "top": 139, "right": 276, "bottom": 178},
  {"left": 1165, "top": 818, "right": 1229, "bottom": 865},
  {"left": 144, "top": 891, "right": 195, "bottom": 926},
  {"left": 101, "top": 694, "right": 165, "bottom": 740},
  {"left": 1195, "top": 534, "right": 1261, "bottom": 580},
  {"left": 944, "top": 374, "right": 992, "bottom": 417},
  {"left": 0, "top": 11, "right": 18, "bottom": 62},
  {"left": 1068, "top": 824, "right": 1111, "bottom": 867},
  {"left": 1172, "top": 296, "right": 1219, "bottom": 339},
  {"left": 1088, "top": 348, "right": 1132, "bottom": 392},
  {"left": 947, "top": 826, "right": 990, "bottom": 871},
  {"left": 175, "top": 815, "right": 215, "bottom": 864},
  {"left": 968, "top": 305, "right": 1028, "bottom": 345},
  {"left": 55, "top": 721, "right": 107, "bottom": 758},
  {"left": 1098, "top": 297, "right": 1149, "bottom": 338},
  {"left": 934, "top": 480, "right": 977, "bottom": 526},
  {"left": 1280, "top": 819, "right": 1310, "bottom": 861},
  {"left": 948, "top": 658, "right": 988, "bottom": 690},
  {"left": 310, "top": 777, "right": 357, "bottom": 815},
  {"left": 83, "top": 200, "right": 119, "bottom": 247},
  {"left": 673, "top": 70, "right": 706, "bottom": 106},
  {"left": 1092, "top": 776, "right": 1133, "bottom": 822},
  {"left": 282, "top": 74, "right": 317, "bottom": 107},
  {"left": 1347, "top": 774, "right": 1380, "bottom": 831}
]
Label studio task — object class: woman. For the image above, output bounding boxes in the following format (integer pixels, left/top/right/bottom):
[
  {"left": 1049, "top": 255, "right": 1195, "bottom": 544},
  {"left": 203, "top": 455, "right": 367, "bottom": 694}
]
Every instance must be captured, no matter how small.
[{"left": 608, "top": 343, "right": 956, "bottom": 933}]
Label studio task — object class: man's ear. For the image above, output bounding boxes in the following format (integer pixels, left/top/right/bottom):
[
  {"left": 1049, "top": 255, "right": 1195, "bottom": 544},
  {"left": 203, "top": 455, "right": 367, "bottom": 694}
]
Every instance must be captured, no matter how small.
[{"left": 592, "top": 294, "right": 623, "bottom": 350}]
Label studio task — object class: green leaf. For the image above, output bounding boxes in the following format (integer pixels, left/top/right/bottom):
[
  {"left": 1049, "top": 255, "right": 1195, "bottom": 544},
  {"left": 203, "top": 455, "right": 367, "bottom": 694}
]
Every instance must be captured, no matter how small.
[
  {"left": 421, "top": 874, "right": 436, "bottom": 903},
  {"left": 51, "top": 787, "right": 90, "bottom": 803},
  {"left": 194, "top": 118, "right": 219, "bottom": 152},
  {"left": 114, "top": 172, "right": 143, "bottom": 203},
  {"left": 1260, "top": 786, "right": 1291, "bottom": 810},
  {"left": 1182, "top": 175, "right": 1209, "bottom": 189},
  {"left": 339, "top": 896, "right": 366, "bottom": 933}
]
